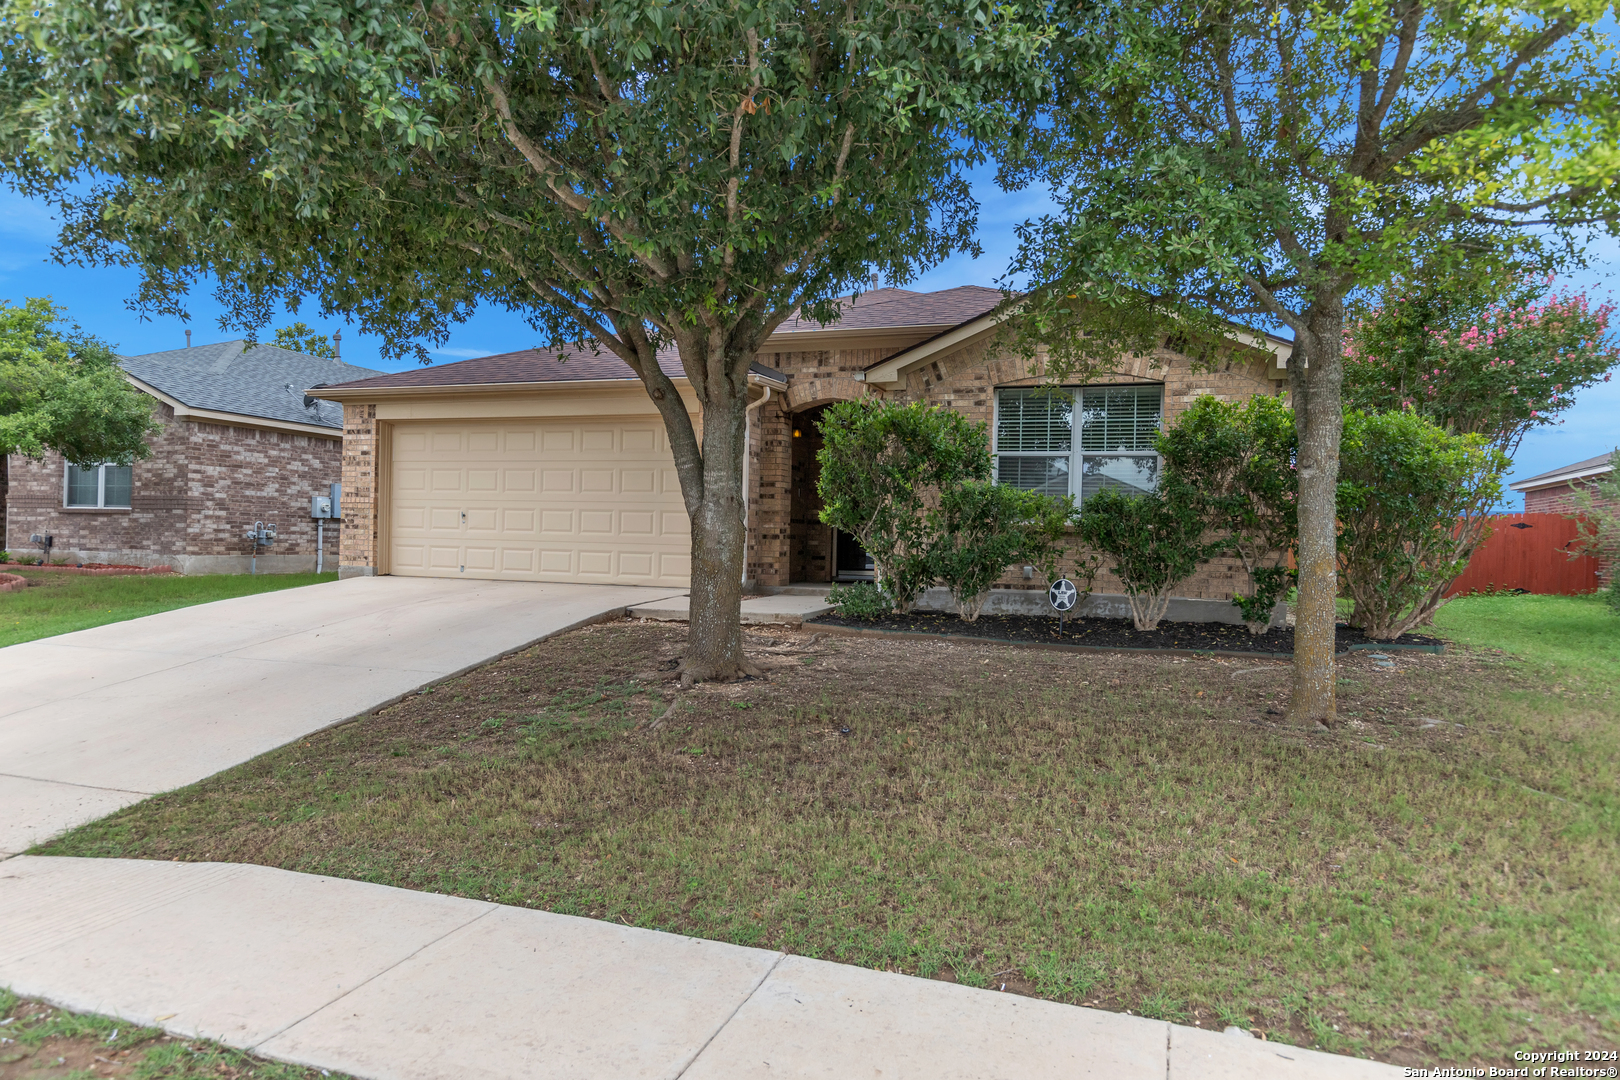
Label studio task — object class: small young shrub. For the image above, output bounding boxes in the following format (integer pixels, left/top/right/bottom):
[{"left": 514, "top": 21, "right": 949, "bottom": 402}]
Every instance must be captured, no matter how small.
[
  {"left": 1336, "top": 409, "right": 1510, "bottom": 639},
  {"left": 1076, "top": 479, "right": 1223, "bottom": 630},
  {"left": 930, "top": 482, "right": 1074, "bottom": 622},
  {"left": 1157, "top": 394, "right": 1297, "bottom": 634},
  {"left": 826, "top": 582, "right": 893, "bottom": 621},
  {"left": 816, "top": 399, "right": 991, "bottom": 612}
]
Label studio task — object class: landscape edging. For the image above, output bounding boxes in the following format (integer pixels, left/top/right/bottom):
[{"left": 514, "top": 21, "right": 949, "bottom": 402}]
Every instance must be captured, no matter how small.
[
  {"left": 806, "top": 619, "right": 1447, "bottom": 659},
  {"left": 0, "top": 563, "right": 174, "bottom": 576}
]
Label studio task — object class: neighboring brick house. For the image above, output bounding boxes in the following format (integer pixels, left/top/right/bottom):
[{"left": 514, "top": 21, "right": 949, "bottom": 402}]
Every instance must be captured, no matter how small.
[
  {"left": 3, "top": 339, "right": 384, "bottom": 574},
  {"left": 1509, "top": 452, "right": 1616, "bottom": 514},
  {"left": 315, "top": 284, "right": 1291, "bottom": 622}
]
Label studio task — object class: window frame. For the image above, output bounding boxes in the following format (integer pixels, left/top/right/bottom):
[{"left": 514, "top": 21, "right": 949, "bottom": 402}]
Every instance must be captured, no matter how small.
[
  {"left": 62, "top": 461, "right": 134, "bottom": 510},
  {"left": 992, "top": 384, "right": 1164, "bottom": 505}
]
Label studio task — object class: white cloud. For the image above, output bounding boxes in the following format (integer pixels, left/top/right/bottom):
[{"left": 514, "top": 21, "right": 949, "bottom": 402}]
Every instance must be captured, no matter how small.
[{"left": 431, "top": 347, "right": 495, "bottom": 359}]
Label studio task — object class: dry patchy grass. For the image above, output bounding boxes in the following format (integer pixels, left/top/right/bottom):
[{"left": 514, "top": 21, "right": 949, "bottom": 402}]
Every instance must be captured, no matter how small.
[{"left": 41, "top": 603, "right": 1619, "bottom": 1067}]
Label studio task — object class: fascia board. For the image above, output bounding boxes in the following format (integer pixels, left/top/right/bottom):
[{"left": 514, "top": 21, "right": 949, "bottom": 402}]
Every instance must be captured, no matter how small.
[
  {"left": 1508, "top": 464, "right": 1613, "bottom": 492},
  {"left": 860, "top": 312, "right": 1012, "bottom": 388}
]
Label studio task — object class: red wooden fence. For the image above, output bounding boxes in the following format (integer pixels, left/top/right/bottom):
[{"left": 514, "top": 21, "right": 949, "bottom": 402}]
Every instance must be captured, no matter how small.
[{"left": 1445, "top": 513, "right": 1600, "bottom": 597}]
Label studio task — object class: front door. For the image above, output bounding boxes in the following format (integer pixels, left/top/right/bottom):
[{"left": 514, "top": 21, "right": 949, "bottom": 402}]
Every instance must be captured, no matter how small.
[{"left": 834, "top": 529, "right": 874, "bottom": 581}]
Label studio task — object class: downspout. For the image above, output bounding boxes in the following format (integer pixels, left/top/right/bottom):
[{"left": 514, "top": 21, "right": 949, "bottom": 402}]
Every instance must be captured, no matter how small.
[{"left": 741, "top": 386, "right": 774, "bottom": 587}]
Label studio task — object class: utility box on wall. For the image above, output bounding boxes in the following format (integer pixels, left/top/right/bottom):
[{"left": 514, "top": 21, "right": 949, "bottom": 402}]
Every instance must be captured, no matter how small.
[{"left": 310, "top": 495, "right": 334, "bottom": 519}]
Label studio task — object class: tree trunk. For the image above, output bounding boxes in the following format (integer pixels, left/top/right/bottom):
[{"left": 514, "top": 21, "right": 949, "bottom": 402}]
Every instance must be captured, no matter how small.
[
  {"left": 679, "top": 364, "right": 754, "bottom": 683},
  {"left": 1289, "top": 306, "right": 1345, "bottom": 725}
]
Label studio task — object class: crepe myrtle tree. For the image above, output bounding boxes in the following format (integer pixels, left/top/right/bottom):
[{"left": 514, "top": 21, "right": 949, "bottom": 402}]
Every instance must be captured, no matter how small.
[
  {"left": 0, "top": 0, "right": 1050, "bottom": 682},
  {"left": 1000, "top": 0, "right": 1620, "bottom": 723},
  {"left": 1346, "top": 274, "right": 1620, "bottom": 455}
]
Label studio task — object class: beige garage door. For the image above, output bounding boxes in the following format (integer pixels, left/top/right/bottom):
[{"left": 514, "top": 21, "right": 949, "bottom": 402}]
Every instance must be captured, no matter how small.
[{"left": 388, "top": 419, "right": 691, "bottom": 585}]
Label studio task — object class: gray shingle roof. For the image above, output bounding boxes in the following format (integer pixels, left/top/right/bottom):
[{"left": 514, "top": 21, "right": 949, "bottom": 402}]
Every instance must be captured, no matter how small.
[
  {"left": 1509, "top": 451, "right": 1615, "bottom": 490},
  {"left": 120, "top": 340, "right": 386, "bottom": 430}
]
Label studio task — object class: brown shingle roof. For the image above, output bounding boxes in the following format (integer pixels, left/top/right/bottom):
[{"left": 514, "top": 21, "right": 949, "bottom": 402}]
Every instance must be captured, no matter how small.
[
  {"left": 319, "top": 343, "right": 786, "bottom": 393},
  {"left": 319, "top": 344, "right": 674, "bottom": 392},
  {"left": 318, "top": 285, "right": 1006, "bottom": 393},
  {"left": 772, "top": 285, "right": 1007, "bottom": 334}
]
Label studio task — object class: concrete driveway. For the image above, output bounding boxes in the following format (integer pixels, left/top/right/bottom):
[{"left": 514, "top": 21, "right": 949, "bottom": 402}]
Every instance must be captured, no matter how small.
[{"left": 0, "top": 577, "right": 683, "bottom": 856}]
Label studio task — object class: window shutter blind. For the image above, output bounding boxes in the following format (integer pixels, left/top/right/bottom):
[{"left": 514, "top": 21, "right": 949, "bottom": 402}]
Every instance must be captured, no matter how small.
[{"left": 995, "top": 389, "right": 1072, "bottom": 452}]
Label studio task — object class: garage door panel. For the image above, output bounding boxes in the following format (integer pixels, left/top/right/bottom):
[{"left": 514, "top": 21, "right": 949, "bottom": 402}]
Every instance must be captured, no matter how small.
[
  {"left": 390, "top": 419, "right": 690, "bottom": 586},
  {"left": 503, "top": 508, "right": 536, "bottom": 533},
  {"left": 502, "top": 548, "right": 536, "bottom": 573},
  {"left": 392, "top": 544, "right": 426, "bottom": 570},
  {"left": 580, "top": 469, "right": 616, "bottom": 492}
]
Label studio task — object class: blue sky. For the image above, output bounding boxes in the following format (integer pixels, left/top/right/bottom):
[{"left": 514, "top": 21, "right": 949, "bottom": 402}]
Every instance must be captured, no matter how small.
[{"left": 1, "top": 171, "right": 1613, "bottom": 507}]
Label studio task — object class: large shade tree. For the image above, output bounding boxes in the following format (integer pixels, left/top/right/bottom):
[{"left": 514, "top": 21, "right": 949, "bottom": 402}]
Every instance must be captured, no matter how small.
[
  {"left": 1003, "top": 0, "right": 1619, "bottom": 723},
  {"left": 0, "top": 0, "right": 1049, "bottom": 680}
]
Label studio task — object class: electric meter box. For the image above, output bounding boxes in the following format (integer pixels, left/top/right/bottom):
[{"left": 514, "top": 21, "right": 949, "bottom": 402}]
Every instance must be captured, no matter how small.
[{"left": 310, "top": 494, "right": 334, "bottom": 519}]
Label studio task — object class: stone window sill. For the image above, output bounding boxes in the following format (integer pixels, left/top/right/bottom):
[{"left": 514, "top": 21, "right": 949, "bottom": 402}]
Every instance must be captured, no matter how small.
[{"left": 59, "top": 507, "right": 133, "bottom": 514}]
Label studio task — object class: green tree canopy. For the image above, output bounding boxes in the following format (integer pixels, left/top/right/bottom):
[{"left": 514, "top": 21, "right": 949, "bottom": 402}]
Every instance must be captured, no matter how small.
[
  {"left": 0, "top": 0, "right": 1050, "bottom": 679},
  {"left": 1001, "top": 0, "right": 1620, "bottom": 722},
  {"left": 0, "top": 298, "right": 160, "bottom": 465},
  {"left": 271, "top": 323, "right": 338, "bottom": 360}
]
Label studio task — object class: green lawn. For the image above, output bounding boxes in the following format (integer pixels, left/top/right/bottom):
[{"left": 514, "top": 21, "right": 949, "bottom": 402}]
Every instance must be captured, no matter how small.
[
  {"left": 0, "top": 568, "right": 337, "bottom": 647},
  {"left": 37, "top": 593, "right": 1619, "bottom": 1067}
]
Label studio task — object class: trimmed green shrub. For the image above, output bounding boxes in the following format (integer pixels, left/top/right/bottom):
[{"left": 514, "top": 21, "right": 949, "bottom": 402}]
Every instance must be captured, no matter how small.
[
  {"left": 1076, "top": 479, "right": 1223, "bottom": 631},
  {"left": 1337, "top": 409, "right": 1510, "bottom": 639},
  {"left": 1157, "top": 394, "right": 1297, "bottom": 634},
  {"left": 826, "top": 582, "right": 893, "bottom": 621},
  {"left": 816, "top": 400, "right": 991, "bottom": 612},
  {"left": 931, "top": 481, "right": 1074, "bottom": 621}
]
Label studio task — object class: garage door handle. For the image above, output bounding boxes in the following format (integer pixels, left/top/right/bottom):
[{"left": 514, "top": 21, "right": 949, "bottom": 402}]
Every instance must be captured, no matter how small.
[{"left": 461, "top": 510, "right": 466, "bottom": 523}]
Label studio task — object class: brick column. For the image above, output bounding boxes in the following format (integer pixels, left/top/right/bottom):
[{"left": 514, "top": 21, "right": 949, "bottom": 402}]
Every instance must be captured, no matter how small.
[
  {"left": 339, "top": 403, "right": 380, "bottom": 577},
  {"left": 749, "top": 398, "right": 793, "bottom": 586}
]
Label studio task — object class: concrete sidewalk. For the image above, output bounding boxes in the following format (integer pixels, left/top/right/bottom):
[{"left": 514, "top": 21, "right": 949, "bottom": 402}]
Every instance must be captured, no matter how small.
[
  {"left": 0, "top": 577, "right": 682, "bottom": 856},
  {"left": 0, "top": 856, "right": 1401, "bottom": 1079}
]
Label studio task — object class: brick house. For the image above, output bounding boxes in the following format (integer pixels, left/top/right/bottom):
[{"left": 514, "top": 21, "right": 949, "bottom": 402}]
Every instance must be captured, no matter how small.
[
  {"left": 315, "top": 285, "right": 1291, "bottom": 622},
  {"left": 1509, "top": 452, "right": 1616, "bottom": 514},
  {"left": 3, "top": 339, "right": 383, "bottom": 573}
]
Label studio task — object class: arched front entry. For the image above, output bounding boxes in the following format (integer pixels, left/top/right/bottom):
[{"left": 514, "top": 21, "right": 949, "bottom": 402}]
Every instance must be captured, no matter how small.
[{"left": 788, "top": 400, "right": 875, "bottom": 583}]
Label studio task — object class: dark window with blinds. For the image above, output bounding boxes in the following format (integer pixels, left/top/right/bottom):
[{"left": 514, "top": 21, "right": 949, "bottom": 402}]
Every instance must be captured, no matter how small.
[
  {"left": 994, "top": 385, "right": 1162, "bottom": 504},
  {"left": 64, "top": 463, "right": 133, "bottom": 508}
]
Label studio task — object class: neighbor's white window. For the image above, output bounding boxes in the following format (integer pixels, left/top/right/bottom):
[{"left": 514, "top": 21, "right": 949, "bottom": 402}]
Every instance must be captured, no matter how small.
[
  {"left": 64, "top": 463, "right": 133, "bottom": 509},
  {"left": 994, "top": 385, "right": 1162, "bottom": 504}
]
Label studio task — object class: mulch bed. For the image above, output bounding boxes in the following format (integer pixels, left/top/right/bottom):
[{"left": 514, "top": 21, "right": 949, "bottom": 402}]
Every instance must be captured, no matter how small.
[
  {"left": 0, "top": 562, "right": 173, "bottom": 576},
  {"left": 808, "top": 609, "right": 1444, "bottom": 656}
]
